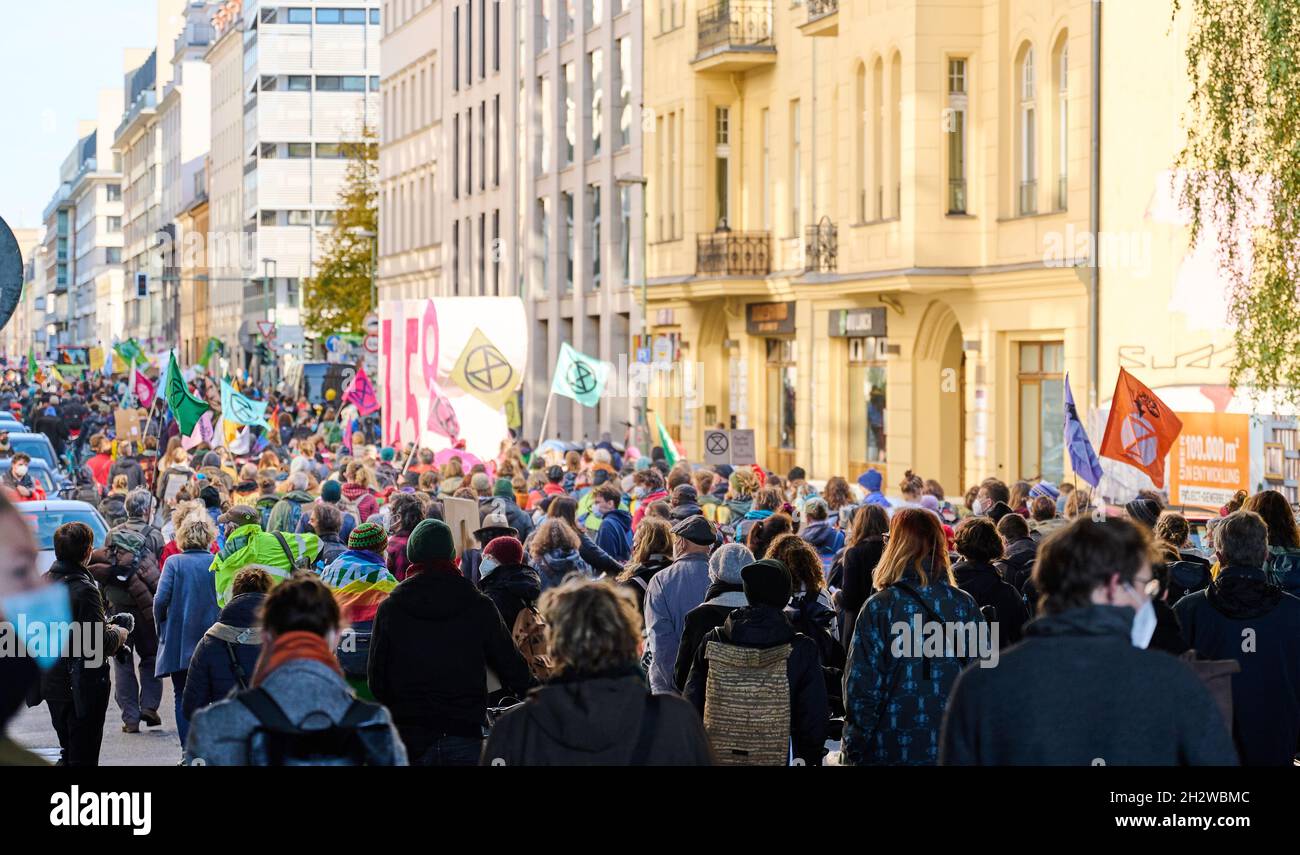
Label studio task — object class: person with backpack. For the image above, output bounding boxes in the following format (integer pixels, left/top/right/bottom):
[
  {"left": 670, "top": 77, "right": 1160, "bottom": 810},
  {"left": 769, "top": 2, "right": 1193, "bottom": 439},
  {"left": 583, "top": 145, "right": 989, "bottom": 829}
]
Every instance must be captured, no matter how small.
[
  {"left": 683, "top": 558, "right": 829, "bottom": 765},
  {"left": 185, "top": 573, "right": 407, "bottom": 766},
  {"left": 951, "top": 516, "right": 1029, "bottom": 647},
  {"left": 592, "top": 483, "right": 634, "bottom": 563},
  {"left": 210, "top": 506, "right": 322, "bottom": 607},
  {"left": 297, "top": 479, "right": 358, "bottom": 543},
  {"left": 482, "top": 577, "right": 713, "bottom": 766},
  {"left": 769, "top": 533, "right": 846, "bottom": 712},
  {"left": 477, "top": 536, "right": 542, "bottom": 633},
  {"left": 1174, "top": 509, "right": 1300, "bottom": 766},
  {"left": 673, "top": 543, "right": 754, "bottom": 691},
  {"left": 616, "top": 517, "right": 674, "bottom": 614},
  {"left": 153, "top": 510, "right": 222, "bottom": 748},
  {"left": 645, "top": 515, "right": 716, "bottom": 695},
  {"left": 940, "top": 516, "right": 1238, "bottom": 766},
  {"left": 319, "top": 522, "right": 399, "bottom": 699},
  {"left": 367, "top": 518, "right": 534, "bottom": 766},
  {"left": 309, "top": 503, "right": 349, "bottom": 567},
  {"left": 842, "top": 508, "right": 986, "bottom": 766},
  {"left": 833, "top": 504, "right": 889, "bottom": 645},
  {"left": 799, "top": 498, "right": 844, "bottom": 571},
  {"left": 996, "top": 513, "right": 1038, "bottom": 594},
  {"left": 529, "top": 517, "right": 593, "bottom": 591},
  {"left": 266, "top": 471, "right": 315, "bottom": 533},
  {"left": 87, "top": 488, "right": 165, "bottom": 736},
  {"left": 1243, "top": 490, "right": 1300, "bottom": 595},
  {"left": 182, "top": 568, "right": 272, "bottom": 721}
]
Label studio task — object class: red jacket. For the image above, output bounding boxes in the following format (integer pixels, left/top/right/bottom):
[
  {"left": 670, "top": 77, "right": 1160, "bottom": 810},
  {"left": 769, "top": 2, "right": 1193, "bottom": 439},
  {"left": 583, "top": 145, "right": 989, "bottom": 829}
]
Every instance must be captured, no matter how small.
[{"left": 87, "top": 453, "right": 113, "bottom": 491}]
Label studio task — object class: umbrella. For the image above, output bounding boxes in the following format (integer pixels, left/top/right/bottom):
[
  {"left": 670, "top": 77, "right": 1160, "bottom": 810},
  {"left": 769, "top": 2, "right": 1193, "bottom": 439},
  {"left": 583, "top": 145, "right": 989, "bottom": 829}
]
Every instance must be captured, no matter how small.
[
  {"left": 434, "top": 447, "right": 483, "bottom": 470},
  {"left": 535, "top": 439, "right": 582, "bottom": 456}
]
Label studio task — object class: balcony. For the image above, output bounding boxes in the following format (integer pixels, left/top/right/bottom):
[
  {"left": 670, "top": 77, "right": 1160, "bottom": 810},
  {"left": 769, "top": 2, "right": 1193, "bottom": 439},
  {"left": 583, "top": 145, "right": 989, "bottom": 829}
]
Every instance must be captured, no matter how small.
[
  {"left": 804, "top": 217, "right": 837, "bottom": 273},
  {"left": 799, "top": 0, "right": 839, "bottom": 36},
  {"left": 696, "top": 229, "right": 771, "bottom": 277},
  {"left": 693, "top": 1, "right": 776, "bottom": 74}
]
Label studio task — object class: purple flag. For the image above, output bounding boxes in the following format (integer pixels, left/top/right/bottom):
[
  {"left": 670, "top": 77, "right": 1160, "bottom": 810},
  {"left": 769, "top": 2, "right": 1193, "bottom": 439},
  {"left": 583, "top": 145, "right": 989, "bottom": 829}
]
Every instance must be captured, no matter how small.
[{"left": 1064, "top": 373, "right": 1103, "bottom": 487}]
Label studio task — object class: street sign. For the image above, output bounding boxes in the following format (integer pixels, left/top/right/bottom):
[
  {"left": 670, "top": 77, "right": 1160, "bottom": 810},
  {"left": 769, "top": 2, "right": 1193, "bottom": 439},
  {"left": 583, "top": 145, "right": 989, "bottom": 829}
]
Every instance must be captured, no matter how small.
[
  {"left": 704, "top": 429, "right": 731, "bottom": 466},
  {"left": 652, "top": 335, "right": 672, "bottom": 363},
  {"left": 730, "top": 429, "right": 756, "bottom": 465},
  {"left": 277, "top": 325, "right": 305, "bottom": 346},
  {"left": 325, "top": 334, "right": 341, "bottom": 353},
  {"left": 256, "top": 321, "right": 277, "bottom": 341}
]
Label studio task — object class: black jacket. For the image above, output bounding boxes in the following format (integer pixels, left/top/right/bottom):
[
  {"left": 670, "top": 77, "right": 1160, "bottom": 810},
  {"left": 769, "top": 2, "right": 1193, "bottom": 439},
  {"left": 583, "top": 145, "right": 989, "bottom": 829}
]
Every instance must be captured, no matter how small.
[
  {"left": 479, "top": 562, "right": 542, "bottom": 632},
  {"left": 577, "top": 529, "right": 623, "bottom": 577},
  {"left": 940, "top": 605, "right": 1237, "bottom": 766},
  {"left": 1001, "top": 536, "right": 1038, "bottom": 591},
  {"left": 1174, "top": 565, "right": 1300, "bottom": 766},
  {"left": 483, "top": 669, "right": 712, "bottom": 765},
  {"left": 109, "top": 458, "right": 146, "bottom": 492},
  {"left": 32, "top": 413, "right": 69, "bottom": 455},
  {"left": 181, "top": 593, "right": 265, "bottom": 719},
  {"left": 673, "top": 581, "right": 746, "bottom": 692},
  {"left": 39, "top": 560, "right": 123, "bottom": 707},
  {"left": 836, "top": 536, "right": 884, "bottom": 641},
  {"left": 683, "top": 606, "right": 829, "bottom": 766},
  {"left": 952, "top": 559, "right": 1030, "bottom": 646},
  {"left": 477, "top": 495, "right": 534, "bottom": 544},
  {"left": 619, "top": 553, "right": 673, "bottom": 614},
  {"left": 368, "top": 567, "right": 533, "bottom": 738}
]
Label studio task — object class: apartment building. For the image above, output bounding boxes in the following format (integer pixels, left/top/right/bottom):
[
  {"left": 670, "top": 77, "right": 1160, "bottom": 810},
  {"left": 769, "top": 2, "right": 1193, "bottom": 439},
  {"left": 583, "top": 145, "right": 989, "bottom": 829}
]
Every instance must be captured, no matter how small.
[
  {"left": 640, "top": 0, "right": 1218, "bottom": 488},
  {"left": 206, "top": 0, "right": 380, "bottom": 377},
  {"left": 40, "top": 90, "right": 127, "bottom": 354},
  {"left": 0, "top": 229, "right": 43, "bottom": 362},
  {"left": 379, "top": 0, "right": 645, "bottom": 441}
]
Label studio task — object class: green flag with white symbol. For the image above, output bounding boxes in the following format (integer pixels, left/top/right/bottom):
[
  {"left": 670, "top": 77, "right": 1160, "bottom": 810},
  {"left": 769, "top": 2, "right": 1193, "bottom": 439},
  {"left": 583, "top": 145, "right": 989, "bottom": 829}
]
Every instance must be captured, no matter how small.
[{"left": 551, "top": 342, "right": 611, "bottom": 408}]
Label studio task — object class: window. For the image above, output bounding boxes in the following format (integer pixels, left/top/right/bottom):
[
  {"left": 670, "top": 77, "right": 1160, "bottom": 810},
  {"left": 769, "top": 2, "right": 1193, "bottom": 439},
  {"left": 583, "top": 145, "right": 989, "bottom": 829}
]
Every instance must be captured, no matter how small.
[
  {"left": 452, "top": 219, "right": 460, "bottom": 288},
  {"left": 871, "top": 57, "right": 883, "bottom": 219},
  {"left": 493, "top": 94, "right": 501, "bottom": 186},
  {"left": 493, "top": 1, "right": 501, "bottom": 72},
  {"left": 260, "top": 142, "right": 279, "bottom": 158},
  {"left": 287, "top": 75, "right": 310, "bottom": 91},
  {"left": 287, "top": 210, "right": 312, "bottom": 226},
  {"left": 466, "top": 108, "right": 473, "bottom": 196},
  {"left": 371, "top": 8, "right": 380, "bottom": 25},
  {"left": 106, "top": 247, "right": 122, "bottom": 264},
  {"left": 261, "top": 75, "right": 279, "bottom": 91},
  {"left": 316, "top": 8, "right": 342, "bottom": 24},
  {"left": 617, "top": 39, "right": 631, "bottom": 149},
  {"left": 342, "top": 8, "right": 366, "bottom": 24},
  {"left": 287, "top": 143, "right": 312, "bottom": 158},
  {"left": 715, "top": 106, "right": 730, "bottom": 228},
  {"left": 106, "top": 184, "right": 121, "bottom": 202},
  {"left": 536, "top": 0, "right": 550, "bottom": 53},
  {"left": 287, "top": 8, "right": 312, "bottom": 24},
  {"left": 761, "top": 108, "right": 771, "bottom": 231},
  {"left": 619, "top": 184, "right": 631, "bottom": 284},
  {"left": 537, "top": 196, "right": 550, "bottom": 294},
  {"left": 890, "top": 52, "right": 902, "bottom": 218},
  {"left": 588, "top": 0, "right": 603, "bottom": 28},
  {"left": 316, "top": 143, "right": 346, "bottom": 158},
  {"left": 316, "top": 76, "right": 342, "bottom": 91},
  {"left": 260, "top": 210, "right": 278, "bottom": 226},
  {"left": 1018, "top": 341, "right": 1065, "bottom": 482},
  {"left": 947, "top": 58, "right": 968, "bottom": 214},
  {"left": 370, "top": 75, "right": 380, "bottom": 92},
  {"left": 492, "top": 209, "right": 500, "bottom": 294},
  {"left": 1017, "top": 43, "right": 1037, "bottom": 215},
  {"left": 453, "top": 113, "right": 460, "bottom": 198},
  {"left": 564, "top": 0, "right": 575, "bottom": 38},
  {"left": 563, "top": 191, "right": 574, "bottom": 291},
  {"left": 1054, "top": 37, "right": 1069, "bottom": 211},
  {"left": 766, "top": 339, "right": 797, "bottom": 451},
  {"left": 589, "top": 184, "right": 602, "bottom": 289},
  {"left": 261, "top": 7, "right": 279, "bottom": 23},
  {"left": 588, "top": 49, "right": 603, "bottom": 157},
  {"left": 453, "top": 6, "right": 460, "bottom": 91},
  {"left": 479, "top": 101, "right": 486, "bottom": 191},
  {"left": 789, "top": 100, "right": 801, "bottom": 236},
  {"left": 848, "top": 337, "right": 887, "bottom": 472},
  {"left": 563, "top": 63, "right": 575, "bottom": 165},
  {"left": 107, "top": 216, "right": 122, "bottom": 232},
  {"left": 466, "top": 0, "right": 473, "bottom": 85},
  {"left": 316, "top": 210, "right": 338, "bottom": 226},
  {"left": 537, "top": 75, "right": 552, "bottom": 174}
]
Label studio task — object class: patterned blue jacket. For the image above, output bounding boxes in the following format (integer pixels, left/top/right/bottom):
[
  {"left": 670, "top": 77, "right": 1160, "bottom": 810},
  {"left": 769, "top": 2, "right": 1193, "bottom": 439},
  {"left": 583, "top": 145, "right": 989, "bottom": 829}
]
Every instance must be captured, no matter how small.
[{"left": 842, "top": 569, "right": 984, "bottom": 765}]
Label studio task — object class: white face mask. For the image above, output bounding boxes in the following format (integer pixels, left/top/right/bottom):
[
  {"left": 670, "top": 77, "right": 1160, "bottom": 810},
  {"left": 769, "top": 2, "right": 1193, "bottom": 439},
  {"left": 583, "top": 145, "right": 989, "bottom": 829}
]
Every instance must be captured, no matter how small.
[
  {"left": 1130, "top": 601, "right": 1157, "bottom": 649},
  {"left": 971, "top": 498, "right": 986, "bottom": 516},
  {"left": 480, "top": 556, "right": 501, "bottom": 578}
]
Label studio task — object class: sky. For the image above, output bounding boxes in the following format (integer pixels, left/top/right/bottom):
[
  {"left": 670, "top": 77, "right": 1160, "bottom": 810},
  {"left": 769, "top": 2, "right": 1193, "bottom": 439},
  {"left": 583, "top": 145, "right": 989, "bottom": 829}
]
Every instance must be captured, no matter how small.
[{"left": 0, "top": 0, "right": 160, "bottom": 229}]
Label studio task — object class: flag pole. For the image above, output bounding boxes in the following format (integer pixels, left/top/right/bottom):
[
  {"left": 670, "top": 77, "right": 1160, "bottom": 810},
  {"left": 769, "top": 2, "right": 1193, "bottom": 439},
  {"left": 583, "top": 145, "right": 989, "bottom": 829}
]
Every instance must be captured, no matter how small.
[{"left": 537, "top": 390, "right": 555, "bottom": 445}]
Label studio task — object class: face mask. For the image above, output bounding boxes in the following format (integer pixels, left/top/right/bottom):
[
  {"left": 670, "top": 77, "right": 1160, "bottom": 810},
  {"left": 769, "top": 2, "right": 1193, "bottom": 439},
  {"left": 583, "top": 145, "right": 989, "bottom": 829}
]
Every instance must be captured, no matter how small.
[
  {"left": 971, "top": 498, "right": 986, "bottom": 516},
  {"left": 480, "top": 556, "right": 500, "bottom": 578},
  {"left": 1, "top": 583, "right": 74, "bottom": 670},
  {"left": 1122, "top": 584, "right": 1157, "bottom": 649},
  {"left": 12, "top": 465, "right": 26, "bottom": 477}
]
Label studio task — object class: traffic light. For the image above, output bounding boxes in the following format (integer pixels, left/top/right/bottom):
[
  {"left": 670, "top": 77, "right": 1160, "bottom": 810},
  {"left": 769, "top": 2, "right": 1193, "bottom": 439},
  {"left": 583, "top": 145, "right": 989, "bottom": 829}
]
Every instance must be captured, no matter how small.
[{"left": 257, "top": 342, "right": 273, "bottom": 366}]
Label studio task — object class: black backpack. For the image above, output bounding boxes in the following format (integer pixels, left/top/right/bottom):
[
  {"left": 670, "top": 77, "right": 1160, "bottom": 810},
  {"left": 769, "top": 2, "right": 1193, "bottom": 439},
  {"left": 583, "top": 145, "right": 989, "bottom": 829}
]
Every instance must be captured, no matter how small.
[{"left": 238, "top": 687, "right": 392, "bottom": 766}]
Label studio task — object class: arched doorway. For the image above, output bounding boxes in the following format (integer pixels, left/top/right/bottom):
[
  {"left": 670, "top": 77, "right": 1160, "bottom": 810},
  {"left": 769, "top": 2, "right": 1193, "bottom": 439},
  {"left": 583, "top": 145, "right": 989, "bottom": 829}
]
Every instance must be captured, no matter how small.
[{"left": 912, "top": 302, "right": 965, "bottom": 494}]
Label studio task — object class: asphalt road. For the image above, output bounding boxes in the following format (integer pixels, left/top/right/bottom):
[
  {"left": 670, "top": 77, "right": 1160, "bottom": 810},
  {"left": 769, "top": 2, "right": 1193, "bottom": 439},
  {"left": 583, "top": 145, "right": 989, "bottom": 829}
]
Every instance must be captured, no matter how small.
[{"left": 10, "top": 674, "right": 185, "bottom": 766}]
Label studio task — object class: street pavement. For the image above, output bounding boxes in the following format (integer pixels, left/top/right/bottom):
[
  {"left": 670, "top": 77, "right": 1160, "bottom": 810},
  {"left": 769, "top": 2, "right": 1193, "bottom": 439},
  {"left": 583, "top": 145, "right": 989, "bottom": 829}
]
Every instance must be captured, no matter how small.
[{"left": 9, "top": 678, "right": 184, "bottom": 766}]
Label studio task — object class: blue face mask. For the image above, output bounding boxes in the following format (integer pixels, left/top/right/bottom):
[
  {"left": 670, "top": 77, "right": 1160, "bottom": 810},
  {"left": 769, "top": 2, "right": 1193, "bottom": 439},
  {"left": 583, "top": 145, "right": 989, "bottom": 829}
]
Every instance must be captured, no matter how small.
[{"left": 1, "top": 583, "right": 74, "bottom": 670}]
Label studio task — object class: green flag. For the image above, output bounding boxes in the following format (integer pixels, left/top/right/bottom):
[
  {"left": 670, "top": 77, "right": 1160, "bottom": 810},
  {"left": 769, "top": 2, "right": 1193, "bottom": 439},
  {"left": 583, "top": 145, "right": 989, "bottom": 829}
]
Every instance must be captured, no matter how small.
[
  {"left": 551, "top": 342, "right": 611, "bottom": 408},
  {"left": 163, "top": 352, "right": 210, "bottom": 435},
  {"left": 198, "top": 337, "right": 223, "bottom": 369},
  {"left": 655, "top": 413, "right": 680, "bottom": 466},
  {"left": 26, "top": 346, "right": 36, "bottom": 380},
  {"left": 115, "top": 338, "right": 148, "bottom": 368}
]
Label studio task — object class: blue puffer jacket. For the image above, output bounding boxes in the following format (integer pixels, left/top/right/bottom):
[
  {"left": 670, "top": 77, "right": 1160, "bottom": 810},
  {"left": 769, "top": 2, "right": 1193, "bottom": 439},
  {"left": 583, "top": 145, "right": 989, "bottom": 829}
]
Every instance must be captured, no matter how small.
[
  {"left": 181, "top": 593, "right": 266, "bottom": 720},
  {"left": 800, "top": 521, "right": 845, "bottom": 568},
  {"left": 842, "top": 567, "right": 984, "bottom": 766}
]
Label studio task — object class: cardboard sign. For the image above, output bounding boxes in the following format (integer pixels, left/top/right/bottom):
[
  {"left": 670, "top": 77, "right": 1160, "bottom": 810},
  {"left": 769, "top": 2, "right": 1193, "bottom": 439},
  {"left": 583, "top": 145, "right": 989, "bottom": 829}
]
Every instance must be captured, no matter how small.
[
  {"left": 442, "top": 495, "right": 481, "bottom": 557},
  {"left": 114, "top": 408, "right": 147, "bottom": 445},
  {"left": 1167, "top": 412, "right": 1250, "bottom": 511},
  {"left": 703, "top": 430, "right": 731, "bottom": 466},
  {"left": 730, "top": 429, "right": 757, "bottom": 466}
]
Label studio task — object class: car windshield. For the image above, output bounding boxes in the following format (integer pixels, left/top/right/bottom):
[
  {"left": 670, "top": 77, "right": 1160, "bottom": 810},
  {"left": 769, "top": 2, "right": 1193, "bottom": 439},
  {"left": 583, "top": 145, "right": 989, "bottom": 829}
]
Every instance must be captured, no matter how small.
[
  {"left": 10, "top": 437, "right": 56, "bottom": 467},
  {"left": 22, "top": 509, "right": 107, "bottom": 551}
]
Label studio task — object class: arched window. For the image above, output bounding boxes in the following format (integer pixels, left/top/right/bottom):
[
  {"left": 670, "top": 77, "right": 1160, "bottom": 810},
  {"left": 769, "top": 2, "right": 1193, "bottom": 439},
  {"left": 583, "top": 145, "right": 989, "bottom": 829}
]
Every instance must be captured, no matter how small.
[
  {"left": 1016, "top": 42, "right": 1037, "bottom": 215},
  {"left": 890, "top": 51, "right": 902, "bottom": 218},
  {"left": 1052, "top": 33, "right": 1069, "bottom": 211},
  {"left": 872, "top": 57, "right": 883, "bottom": 220},
  {"left": 856, "top": 62, "right": 867, "bottom": 221}
]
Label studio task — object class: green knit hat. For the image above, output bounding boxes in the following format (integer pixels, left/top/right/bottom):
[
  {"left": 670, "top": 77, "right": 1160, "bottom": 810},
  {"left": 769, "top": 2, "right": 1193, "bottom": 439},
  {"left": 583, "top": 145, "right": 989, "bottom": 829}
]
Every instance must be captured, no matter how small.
[
  {"left": 348, "top": 521, "right": 388, "bottom": 552},
  {"left": 407, "top": 518, "right": 456, "bottom": 563},
  {"left": 493, "top": 477, "right": 515, "bottom": 499}
]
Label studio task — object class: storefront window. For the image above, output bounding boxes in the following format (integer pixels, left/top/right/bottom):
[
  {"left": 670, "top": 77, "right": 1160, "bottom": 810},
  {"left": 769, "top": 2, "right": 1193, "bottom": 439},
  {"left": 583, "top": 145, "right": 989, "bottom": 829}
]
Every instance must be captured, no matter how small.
[
  {"left": 1018, "top": 341, "right": 1065, "bottom": 483},
  {"left": 766, "top": 339, "right": 797, "bottom": 451},
  {"left": 848, "top": 337, "right": 887, "bottom": 473}
]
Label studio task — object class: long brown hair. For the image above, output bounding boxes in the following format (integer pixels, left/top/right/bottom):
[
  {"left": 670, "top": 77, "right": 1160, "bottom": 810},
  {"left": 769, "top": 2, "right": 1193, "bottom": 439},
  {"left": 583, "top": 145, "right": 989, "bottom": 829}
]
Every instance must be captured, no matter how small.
[
  {"left": 872, "top": 508, "right": 953, "bottom": 588},
  {"left": 1243, "top": 489, "right": 1300, "bottom": 550},
  {"left": 617, "top": 517, "right": 673, "bottom": 582},
  {"left": 768, "top": 532, "right": 825, "bottom": 593},
  {"left": 846, "top": 503, "right": 889, "bottom": 548}
]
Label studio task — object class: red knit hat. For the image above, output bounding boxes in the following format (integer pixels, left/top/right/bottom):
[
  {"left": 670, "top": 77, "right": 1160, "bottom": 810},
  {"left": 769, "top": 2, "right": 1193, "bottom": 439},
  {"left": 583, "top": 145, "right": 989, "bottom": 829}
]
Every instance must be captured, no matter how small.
[{"left": 483, "top": 535, "right": 524, "bottom": 566}]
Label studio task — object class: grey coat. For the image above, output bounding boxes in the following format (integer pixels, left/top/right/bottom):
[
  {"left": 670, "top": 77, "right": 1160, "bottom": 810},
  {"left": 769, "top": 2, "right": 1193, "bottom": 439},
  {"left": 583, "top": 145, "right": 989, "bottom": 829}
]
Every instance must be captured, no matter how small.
[
  {"left": 184, "top": 659, "right": 408, "bottom": 765},
  {"left": 644, "top": 552, "right": 712, "bottom": 695}
]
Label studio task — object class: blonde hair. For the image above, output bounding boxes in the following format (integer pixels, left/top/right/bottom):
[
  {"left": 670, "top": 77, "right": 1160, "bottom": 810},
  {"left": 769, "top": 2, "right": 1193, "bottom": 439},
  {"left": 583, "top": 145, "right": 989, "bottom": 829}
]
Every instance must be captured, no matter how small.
[
  {"left": 177, "top": 513, "right": 218, "bottom": 551},
  {"left": 618, "top": 517, "right": 673, "bottom": 582},
  {"left": 170, "top": 499, "right": 204, "bottom": 531},
  {"left": 111, "top": 474, "right": 129, "bottom": 492},
  {"left": 873, "top": 508, "right": 954, "bottom": 589},
  {"left": 540, "top": 577, "right": 642, "bottom": 677}
]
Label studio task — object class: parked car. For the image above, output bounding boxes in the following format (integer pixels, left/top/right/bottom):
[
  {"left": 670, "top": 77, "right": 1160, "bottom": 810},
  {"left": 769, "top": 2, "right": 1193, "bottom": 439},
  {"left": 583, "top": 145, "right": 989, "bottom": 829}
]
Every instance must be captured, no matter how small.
[
  {"left": 5, "top": 432, "right": 59, "bottom": 469},
  {"left": 0, "top": 458, "right": 61, "bottom": 497},
  {"left": 22, "top": 500, "right": 110, "bottom": 573}
]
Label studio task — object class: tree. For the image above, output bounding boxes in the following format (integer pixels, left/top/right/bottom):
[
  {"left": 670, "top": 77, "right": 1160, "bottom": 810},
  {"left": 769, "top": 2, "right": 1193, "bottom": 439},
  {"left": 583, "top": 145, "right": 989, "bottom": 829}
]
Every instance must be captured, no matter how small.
[
  {"left": 1175, "top": 0, "right": 1300, "bottom": 400},
  {"left": 302, "top": 126, "right": 377, "bottom": 336}
]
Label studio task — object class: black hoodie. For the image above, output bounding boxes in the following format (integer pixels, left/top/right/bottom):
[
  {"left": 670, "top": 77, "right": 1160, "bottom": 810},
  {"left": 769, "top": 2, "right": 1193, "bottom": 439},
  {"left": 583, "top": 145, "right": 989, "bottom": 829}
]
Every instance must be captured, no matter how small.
[
  {"left": 1174, "top": 564, "right": 1300, "bottom": 766},
  {"left": 368, "top": 568, "right": 533, "bottom": 739},
  {"left": 479, "top": 562, "right": 543, "bottom": 631},
  {"left": 683, "top": 606, "right": 829, "bottom": 765},
  {"left": 952, "top": 559, "right": 1030, "bottom": 646}
]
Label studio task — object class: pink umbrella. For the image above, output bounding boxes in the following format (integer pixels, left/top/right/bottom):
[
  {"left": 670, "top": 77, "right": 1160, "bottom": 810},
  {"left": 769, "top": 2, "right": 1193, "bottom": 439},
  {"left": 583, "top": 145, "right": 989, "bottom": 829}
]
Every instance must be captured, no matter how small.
[{"left": 433, "top": 447, "right": 483, "bottom": 470}]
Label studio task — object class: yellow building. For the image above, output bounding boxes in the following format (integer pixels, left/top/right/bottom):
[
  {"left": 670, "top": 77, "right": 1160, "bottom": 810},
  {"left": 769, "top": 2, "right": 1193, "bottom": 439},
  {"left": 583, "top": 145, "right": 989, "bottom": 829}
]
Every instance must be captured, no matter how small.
[{"left": 641, "top": 0, "right": 1233, "bottom": 495}]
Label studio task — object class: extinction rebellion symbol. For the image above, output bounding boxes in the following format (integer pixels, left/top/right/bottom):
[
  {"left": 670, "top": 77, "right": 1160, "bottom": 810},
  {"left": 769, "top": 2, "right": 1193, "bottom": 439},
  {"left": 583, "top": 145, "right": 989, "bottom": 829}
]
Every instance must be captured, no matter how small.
[
  {"left": 706, "top": 432, "right": 730, "bottom": 457},
  {"left": 463, "top": 344, "right": 514, "bottom": 393},
  {"left": 567, "top": 359, "right": 597, "bottom": 396}
]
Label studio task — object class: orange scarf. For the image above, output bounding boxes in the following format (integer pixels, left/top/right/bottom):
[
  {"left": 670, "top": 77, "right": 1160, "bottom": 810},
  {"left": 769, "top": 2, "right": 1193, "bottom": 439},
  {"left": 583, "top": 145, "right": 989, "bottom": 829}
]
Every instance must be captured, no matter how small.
[{"left": 251, "top": 630, "right": 344, "bottom": 687}]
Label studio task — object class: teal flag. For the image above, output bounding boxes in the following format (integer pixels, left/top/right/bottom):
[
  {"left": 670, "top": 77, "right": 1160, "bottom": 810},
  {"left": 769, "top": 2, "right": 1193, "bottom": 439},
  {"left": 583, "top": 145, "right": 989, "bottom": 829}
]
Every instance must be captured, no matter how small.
[
  {"left": 115, "top": 338, "right": 149, "bottom": 368},
  {"left": 163, "top": 352, "right": 210, "bottom": 435},
  {"left": 551, "top": 342, "right": 611, "bottom": 408},
  {"left": 221, "top": 379, "right": 269, "bottom": 430}
]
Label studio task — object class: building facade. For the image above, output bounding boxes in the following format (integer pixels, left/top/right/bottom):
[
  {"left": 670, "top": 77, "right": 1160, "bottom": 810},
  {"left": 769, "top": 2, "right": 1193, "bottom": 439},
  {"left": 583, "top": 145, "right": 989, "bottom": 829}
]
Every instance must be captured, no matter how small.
[
  {"left": 1, "top": 229, "right": 43, "bottom": 363},
  {"left": 378, "top": 0, "right": 646, "bottom": 442}
]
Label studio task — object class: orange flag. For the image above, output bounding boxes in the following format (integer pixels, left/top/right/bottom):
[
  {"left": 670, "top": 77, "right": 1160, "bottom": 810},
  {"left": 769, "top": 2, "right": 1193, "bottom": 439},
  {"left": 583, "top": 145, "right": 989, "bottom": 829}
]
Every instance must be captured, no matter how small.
[{"left": 1098, "top": 368, "right": 1184, "bottom": 488}]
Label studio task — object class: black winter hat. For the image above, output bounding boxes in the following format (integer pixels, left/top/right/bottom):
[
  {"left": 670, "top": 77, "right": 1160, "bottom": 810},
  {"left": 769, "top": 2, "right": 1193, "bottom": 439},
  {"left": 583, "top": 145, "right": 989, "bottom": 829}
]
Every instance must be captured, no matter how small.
[
  {"left": 987, "top": 501, "right": 1014, "bottom": 523},
  {"left": 741, "top": 559, "right": 793, "bottom": 608}
]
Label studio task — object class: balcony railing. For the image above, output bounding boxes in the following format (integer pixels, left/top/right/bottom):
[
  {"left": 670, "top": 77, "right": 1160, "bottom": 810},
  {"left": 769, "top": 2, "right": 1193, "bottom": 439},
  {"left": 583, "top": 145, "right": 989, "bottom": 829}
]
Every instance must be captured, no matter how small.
[
  {"left": 805, "top": 217, "right": 838, "bottom": 273},
  {"left": 697, "top": 1, "right": 773, "bottom": 56},
  {"left": 1019, "top": 180, "right": 1038, "bottom": 216},
  {"left": 696, "top": 229, "right": 771, "bottom": 277},
  {"left": 948, "top": 179, "right": 967, "bottom": 215},
  {"left": 807, "top": 0, "right": 838, "bottom": 22}
]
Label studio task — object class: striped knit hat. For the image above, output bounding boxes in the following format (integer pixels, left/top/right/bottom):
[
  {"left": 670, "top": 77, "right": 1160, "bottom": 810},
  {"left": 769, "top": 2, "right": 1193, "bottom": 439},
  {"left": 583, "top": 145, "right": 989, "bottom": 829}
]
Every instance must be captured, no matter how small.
[{"left": 348, "top": 521, "right": 388, "bottom": 552}]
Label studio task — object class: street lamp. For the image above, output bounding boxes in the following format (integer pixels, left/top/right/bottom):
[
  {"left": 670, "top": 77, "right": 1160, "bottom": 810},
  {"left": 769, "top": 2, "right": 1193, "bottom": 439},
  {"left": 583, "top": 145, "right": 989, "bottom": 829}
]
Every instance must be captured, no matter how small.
[
  {"left": 262, "top": 257, "right": 276, "bottom": 387},
  {"left": 617, "top": 174, "right": 649, "bottom": 449}
]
